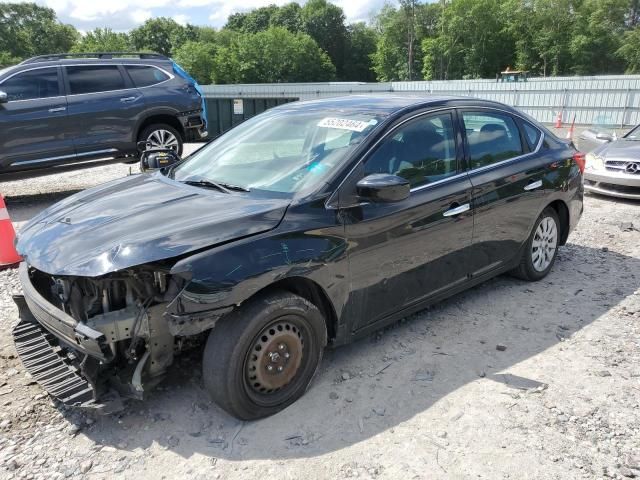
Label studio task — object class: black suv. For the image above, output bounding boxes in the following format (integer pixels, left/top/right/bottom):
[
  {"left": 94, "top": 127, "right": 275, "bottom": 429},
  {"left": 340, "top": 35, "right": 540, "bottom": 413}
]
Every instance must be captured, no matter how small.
[{"left": 0, "top": 52, "right": 208, "bottom": 180}]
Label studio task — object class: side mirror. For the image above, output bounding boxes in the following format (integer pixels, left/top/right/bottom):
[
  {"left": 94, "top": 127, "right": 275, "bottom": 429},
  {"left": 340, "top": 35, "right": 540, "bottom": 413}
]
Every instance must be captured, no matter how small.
[
  {"left": 356, "top": 174, "right": 410, "bottom": 203},
  {"left": 0, "top": 91, "right": 7, "bottom": 103},
  {"left": 140, "top": 148, "right": 181, "bottom": 172},
  {"left": 595, "top": 132, "right": 614, "bottom": 142}
]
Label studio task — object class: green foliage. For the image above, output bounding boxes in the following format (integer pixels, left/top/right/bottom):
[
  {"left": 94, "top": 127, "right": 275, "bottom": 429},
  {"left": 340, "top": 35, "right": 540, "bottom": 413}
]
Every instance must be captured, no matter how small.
[
  {"left": 212, "top": 27, "right": 335, "bottom": 84},
  {"left": 617, "top": 27, "right": 640, "bottom": 73},
  {"left": 129, "top": 17, "right": 197, "bottom": 56},
  {"left": 72, "top": 28, "right": 132, "bottom": 53},
  {"left": 0, "top": 2, "right": 78, "bottom": 65},
  {"left": 343, "top": 23, "right": 378, "bottom": 82},
  {"left": 172, "top": 41, "right": 217, "bottom": 84},
  {"left": 4, "top": 0, "right": 640, "bottom": 82}
]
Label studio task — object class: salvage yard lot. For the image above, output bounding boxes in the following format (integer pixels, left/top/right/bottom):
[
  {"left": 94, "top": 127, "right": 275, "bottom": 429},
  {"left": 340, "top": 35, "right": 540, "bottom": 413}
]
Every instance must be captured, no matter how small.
[{"left": 0, "top": 150, "right": 639, "bottom": 479}]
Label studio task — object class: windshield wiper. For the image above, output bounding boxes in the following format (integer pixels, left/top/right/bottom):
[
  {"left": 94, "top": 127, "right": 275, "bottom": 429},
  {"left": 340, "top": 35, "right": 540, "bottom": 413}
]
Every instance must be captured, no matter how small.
[
  {"left": 182, "top": 179, "right": 232, "bottom": 194},
  {"left": 215, "top": 181, "right": 250, "bottom": 192}
]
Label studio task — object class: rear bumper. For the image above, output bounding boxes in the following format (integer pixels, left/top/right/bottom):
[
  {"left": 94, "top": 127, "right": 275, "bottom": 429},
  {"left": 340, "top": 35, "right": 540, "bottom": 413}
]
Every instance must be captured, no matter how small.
[{"left": 178, "top": 109, "right": 208, "bottom": 142}]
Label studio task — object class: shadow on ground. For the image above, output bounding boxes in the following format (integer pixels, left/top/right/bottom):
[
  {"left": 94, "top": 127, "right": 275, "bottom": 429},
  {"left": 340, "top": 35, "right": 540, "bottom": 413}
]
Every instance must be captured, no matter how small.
[{"left": 63, "top": 243, "right": 638, "bottom": 460}]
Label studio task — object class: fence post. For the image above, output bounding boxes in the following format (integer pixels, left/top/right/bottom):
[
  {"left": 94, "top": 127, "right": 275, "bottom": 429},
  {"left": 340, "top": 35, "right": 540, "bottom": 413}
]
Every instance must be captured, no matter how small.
[{"left": 622, "top": 87, "right": 631, "bottom": 128}]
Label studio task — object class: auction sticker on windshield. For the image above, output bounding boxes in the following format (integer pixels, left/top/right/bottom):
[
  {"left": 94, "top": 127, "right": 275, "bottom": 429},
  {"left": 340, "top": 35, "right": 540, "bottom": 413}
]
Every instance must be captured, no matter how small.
[{"left": 318, "top": 117, "right": 370, "bottom": 132}]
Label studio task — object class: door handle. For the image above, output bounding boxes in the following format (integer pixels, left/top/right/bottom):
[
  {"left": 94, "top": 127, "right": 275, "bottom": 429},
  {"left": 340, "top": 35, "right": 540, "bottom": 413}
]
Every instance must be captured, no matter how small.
[
  {"left": 48, "top": 107, "right": 66, "bottom": 113},
  {"left": 524, "top": 179, "right": 543, "bottom": 191},
  {"left": 120, "top": 96, "right": 137, "bottom": 102},
  {"left": 443, "top": 203, "right": 470, "bottom": 217}
]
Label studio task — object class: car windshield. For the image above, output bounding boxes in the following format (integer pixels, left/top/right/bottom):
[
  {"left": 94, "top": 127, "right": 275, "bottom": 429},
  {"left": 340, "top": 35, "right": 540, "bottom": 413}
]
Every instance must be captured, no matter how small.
[
  {"left": 172, "top": 109, "right": 384, "bottom": 194},
  {"left": 625, "top": 124, "right": 640, "bottom": 139}
]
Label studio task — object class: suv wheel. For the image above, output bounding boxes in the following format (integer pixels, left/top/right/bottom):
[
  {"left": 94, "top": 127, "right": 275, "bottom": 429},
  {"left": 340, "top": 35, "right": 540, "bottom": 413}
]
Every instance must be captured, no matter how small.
[
  {"left": 202, "top": 291, "right": 327, "bottom": 420},
  {"left": 139, "top": 124, "right": 183, "bottom": 155}
]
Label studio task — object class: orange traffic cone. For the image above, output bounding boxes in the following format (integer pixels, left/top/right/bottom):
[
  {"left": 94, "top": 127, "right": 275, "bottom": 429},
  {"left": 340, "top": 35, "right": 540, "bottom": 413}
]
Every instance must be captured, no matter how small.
[
  {"left": 566, "top": 114, "right": 576, "bottom": 140},
  {"left": 554, "top": 110, "right": 563, "bottom": 129},
  {"left": 0, "top": 194, "right": 22, "bottom": 269}
]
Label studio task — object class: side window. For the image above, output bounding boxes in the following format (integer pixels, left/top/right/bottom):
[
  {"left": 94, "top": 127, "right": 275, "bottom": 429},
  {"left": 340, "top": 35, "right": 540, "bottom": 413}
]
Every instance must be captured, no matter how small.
[
  {"left": 125, "top": 65, "right": 170, "bottom": 87},
  {"left": 522, "top": 121, "right": 541, "bottom": 149},
  {"left": 462, "top": 112, "right": 523, "bottom": 169},
  {"left": 365, "top": 112, "right": 458, "bottom": 189},
  {"left": 0, "top": 68, "right": 59, "bottom": 101},
  {"left": 66, "top": 66, "right": 126, "bottom": 95}
]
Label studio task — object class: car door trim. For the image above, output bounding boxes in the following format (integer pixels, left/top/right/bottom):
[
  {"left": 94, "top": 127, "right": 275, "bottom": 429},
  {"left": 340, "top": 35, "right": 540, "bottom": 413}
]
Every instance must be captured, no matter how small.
[{"left": 11, "top": 148, "right": 118, "bottom": 166}]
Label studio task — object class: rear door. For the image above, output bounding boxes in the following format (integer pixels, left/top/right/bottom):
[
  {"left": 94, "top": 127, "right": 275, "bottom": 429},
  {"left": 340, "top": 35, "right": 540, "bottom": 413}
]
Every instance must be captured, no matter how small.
[
  {"left": 461, "top": 109, "right": 546, "bottom": 277},
  {"left": 64, "top": 64, "right": 146, "bottom": 157},
  {"left": 0, "top": 66, "right": 74, "bottom": 173},
  {"left": 341, "top": 110, "right": 475, "bottom": 332}
]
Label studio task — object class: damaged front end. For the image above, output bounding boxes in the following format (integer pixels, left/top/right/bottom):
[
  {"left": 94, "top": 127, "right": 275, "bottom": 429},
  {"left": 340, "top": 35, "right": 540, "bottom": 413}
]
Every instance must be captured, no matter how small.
[{"left": 12, "top": 262, "right": 221, "bottom": 413}]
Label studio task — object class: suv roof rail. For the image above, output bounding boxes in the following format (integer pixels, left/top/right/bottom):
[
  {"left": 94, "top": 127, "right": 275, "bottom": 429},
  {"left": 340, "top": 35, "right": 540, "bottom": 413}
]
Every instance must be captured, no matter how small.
[{"left": 20, "top": 52, "right": 169, "bottom": 65}]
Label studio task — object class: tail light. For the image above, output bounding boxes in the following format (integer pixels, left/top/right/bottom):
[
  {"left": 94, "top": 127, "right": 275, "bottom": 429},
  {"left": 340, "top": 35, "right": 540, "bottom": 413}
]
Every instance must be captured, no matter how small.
[{"left": 573, "top": 152, "right": 586, "bottom": 174}]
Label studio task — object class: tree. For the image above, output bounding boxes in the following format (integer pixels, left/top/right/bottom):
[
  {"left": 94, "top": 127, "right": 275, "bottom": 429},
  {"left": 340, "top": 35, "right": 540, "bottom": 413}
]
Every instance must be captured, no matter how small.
[
  {"left": 130, "top": 17, "right": 197, "bottom": 55},
  {"left": 300, "top": 0, "right": 349, "bottom": 77},
  {"left": 617, "top": 26, "right": 640, "bottom": 72},
  {"left": 226, "top": 5, "right": 280, "bottom": 33},
  {"left": 0, "top": 2, "right": 78, "bottom": 64},
  {"left": 212, "top": 27, "right": 335, "bottom": 84},
  {"left": 72, "top": 28, "right": 132, "bottom": 53},
  {"left": 172, "top": 41, "right": 217, "bottom": 84},
  {"left": 343, "top": 23, "right": 378, "bottom": 81},
  {"left": 270, "top": 3, "right": 302, "bottom": 31}
]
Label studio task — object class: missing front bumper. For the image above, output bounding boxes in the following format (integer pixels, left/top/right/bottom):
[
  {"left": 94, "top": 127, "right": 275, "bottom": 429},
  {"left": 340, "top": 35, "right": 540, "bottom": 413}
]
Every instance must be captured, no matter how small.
[{"left": 12, "top": 295, "right": 123, "bottom": 413}]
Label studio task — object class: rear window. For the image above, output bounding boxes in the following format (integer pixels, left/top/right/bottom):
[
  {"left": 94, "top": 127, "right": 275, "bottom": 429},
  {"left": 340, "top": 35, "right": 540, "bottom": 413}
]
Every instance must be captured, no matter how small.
[
  {"left": 66, "top": 65, "right": 125, "bottom": 95},
  {"left": 522, "top": 121, "right": 542, "bottom": 149},
  {"left": 125, "top": 65, "right": 170, "bottom": 87}
]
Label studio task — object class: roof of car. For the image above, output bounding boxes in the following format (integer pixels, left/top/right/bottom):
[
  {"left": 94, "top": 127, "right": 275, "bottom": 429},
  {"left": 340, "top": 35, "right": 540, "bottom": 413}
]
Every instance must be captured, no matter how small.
[{"left": 273, "top": 94, "right": 517, "bottom": 117}]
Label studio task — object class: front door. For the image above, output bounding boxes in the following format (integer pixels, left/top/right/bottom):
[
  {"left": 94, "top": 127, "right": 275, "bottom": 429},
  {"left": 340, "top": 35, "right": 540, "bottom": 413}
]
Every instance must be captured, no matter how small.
[
  {"left": 460, "top": 110, "right": 547, "bottom": 277},
  {"left": 0, "top": 66, "right": 74, "bottom": 173},
  {"left": 340, "top": 110, "right": 474, "bottom": 332}
]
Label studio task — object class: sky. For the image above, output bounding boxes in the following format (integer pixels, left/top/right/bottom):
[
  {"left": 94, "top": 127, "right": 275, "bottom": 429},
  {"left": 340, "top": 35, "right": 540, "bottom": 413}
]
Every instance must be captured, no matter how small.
[{"left": 2, "top": 0, "right": 392, "bottom": 32}]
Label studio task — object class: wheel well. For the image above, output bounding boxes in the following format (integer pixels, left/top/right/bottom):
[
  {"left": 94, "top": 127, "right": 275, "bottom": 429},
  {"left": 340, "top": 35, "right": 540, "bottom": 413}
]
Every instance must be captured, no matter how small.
[
  {"left": 254, "top": 277, "right": 337, "bottom": 343},
  {"left": 547, "top": 200, "right": 570, "bottom": 245},
  {"left": 137, "top": 115, "right": 185, "bottom": 141}
]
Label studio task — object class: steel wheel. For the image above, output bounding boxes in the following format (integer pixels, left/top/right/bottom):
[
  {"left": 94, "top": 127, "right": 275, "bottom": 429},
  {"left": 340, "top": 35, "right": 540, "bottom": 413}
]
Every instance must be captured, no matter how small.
[
  {"left": 531, "top": 216, "right": 558, "bottom": 272},
  {"left": 245, "top": 320, "right": 304, "bottom": 395},
  {"left": 147, "top": 129, "right": 179, "bottom": 151}
]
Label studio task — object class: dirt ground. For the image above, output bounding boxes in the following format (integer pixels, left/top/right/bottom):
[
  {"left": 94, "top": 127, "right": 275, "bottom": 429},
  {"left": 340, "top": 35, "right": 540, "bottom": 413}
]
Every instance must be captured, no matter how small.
[{"left": 0, "top": 139, "right": 639, "bottom": 480}]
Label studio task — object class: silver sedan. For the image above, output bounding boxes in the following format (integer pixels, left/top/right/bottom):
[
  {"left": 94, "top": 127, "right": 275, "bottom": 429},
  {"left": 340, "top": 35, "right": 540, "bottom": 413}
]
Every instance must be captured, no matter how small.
[{"left": 581, "top": 125, "right": 640, "bottom": 200}]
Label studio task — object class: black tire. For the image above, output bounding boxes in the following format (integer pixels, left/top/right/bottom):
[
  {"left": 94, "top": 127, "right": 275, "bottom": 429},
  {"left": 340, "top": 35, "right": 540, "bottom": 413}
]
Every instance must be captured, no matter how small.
[
  {"left": 202, "top": 291, "right": 327, "bottom": 420},
  {"left": 511, "top": 207, "right": 561, "bottom": 281},
  {"left": 138, "top": 123, "right": 183, "bottom": 156}
]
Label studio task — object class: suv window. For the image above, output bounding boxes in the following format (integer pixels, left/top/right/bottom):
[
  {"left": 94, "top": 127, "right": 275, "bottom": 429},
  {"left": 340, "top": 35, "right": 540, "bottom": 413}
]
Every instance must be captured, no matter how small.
[
  {"left": 462, "top": 112, "right": 523, "bottom": 169},
  {"left": 1, "top": 68, "right": 59, "bottom": 101},
  {"left": 66, "top": 65, "right": 126, "bottom": 95},
  {"left": 125, "top": 65, "right": 170, "bottom": 87},
  {"left": 365, "top": 112, "right": 458, "bottom": 188}
]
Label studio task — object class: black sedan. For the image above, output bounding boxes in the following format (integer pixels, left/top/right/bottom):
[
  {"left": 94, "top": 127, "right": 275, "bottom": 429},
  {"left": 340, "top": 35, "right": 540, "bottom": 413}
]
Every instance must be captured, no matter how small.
[{"left": 13, "top": 95, "right": 584, "bottom": 420}]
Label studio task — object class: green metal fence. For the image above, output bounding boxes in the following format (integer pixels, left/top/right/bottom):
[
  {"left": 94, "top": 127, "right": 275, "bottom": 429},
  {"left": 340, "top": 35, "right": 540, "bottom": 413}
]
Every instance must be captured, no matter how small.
[{"left": 204, "top": 97, "right": 298, "bottom": 138}]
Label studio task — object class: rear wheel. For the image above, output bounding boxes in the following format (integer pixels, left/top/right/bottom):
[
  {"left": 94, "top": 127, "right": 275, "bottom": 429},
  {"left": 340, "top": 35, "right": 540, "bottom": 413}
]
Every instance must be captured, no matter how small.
[
  {"left": 511, "top": 207, "right": 560, "bottom": 281},
  {"left": 138, "top": 124, "right": 183, "bottom": 155},
  {"left": 202, "top": 291, "right": 326, "bottom": 420}
]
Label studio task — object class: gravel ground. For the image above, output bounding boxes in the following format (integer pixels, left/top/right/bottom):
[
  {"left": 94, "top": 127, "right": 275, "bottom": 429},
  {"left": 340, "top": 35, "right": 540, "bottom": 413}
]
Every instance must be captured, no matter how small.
[{"left": 0, "top": 136, "right": 639, "bottom": 480}]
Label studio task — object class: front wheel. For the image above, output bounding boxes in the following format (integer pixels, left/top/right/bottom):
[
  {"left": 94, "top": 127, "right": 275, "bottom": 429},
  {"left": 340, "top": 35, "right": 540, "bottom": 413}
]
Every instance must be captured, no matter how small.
[
  {"left": 511, "top": 207, "right": 560, "bottom": 281},
  {"left": 202, "top": 291, "right": 327, "bottom": 420}
]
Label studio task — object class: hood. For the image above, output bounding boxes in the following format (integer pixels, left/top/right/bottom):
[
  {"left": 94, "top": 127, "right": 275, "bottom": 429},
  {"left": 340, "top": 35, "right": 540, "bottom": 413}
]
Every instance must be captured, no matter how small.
[
  {"left": 593, "top": 138, "right": 640, "bottom": 160},
  {"left": 17, "top": 174, "right": 289, "bottom": 276}
]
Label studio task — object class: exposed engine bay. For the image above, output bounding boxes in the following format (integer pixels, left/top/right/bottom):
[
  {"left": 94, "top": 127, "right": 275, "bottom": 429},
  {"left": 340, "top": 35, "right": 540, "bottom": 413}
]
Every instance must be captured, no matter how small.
[{"left": 16, "top": 265, "right": 213, "bottom": 412}]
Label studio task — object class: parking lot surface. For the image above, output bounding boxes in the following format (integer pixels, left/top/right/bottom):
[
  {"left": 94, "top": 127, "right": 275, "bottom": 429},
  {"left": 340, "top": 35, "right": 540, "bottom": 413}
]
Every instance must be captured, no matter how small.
[{"left": 0, "top": 142, "right": 639, "bottom": 479}]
